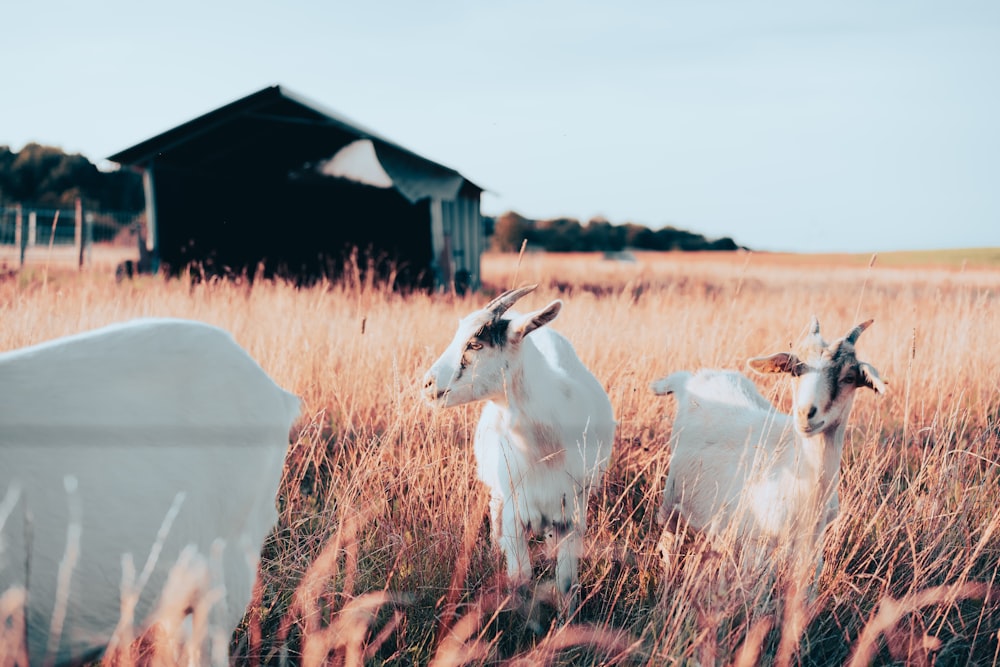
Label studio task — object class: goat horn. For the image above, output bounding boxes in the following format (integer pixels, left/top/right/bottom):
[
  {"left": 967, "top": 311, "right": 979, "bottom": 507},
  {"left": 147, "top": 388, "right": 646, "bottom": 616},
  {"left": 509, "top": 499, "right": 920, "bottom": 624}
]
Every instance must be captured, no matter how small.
[
  {"left": 808, "top": 315, "right": 821, "bottom": 336},
  {"left": 485, "top": 284, "right": 538, "bottom": 317},
  {"left": 845, "top": 319, "right": 874, "bottom": 345}
]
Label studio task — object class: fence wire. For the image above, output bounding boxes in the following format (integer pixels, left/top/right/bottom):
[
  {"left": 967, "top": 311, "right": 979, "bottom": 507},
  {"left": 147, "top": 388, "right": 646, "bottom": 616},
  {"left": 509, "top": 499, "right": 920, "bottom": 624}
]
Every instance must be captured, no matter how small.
[{"left": 0, "top": 204, "right": 145, "bottom": 270}]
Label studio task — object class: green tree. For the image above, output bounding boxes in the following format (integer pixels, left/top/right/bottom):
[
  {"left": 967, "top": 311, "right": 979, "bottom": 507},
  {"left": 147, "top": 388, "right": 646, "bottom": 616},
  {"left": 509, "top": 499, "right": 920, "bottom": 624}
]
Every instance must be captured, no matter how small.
[
  {"left": 580, "top": 217, "right": 627, "bottom": 252},
  {"left": 0, "top": 143, "right": 142, "bottom": 210},
  {"left": 622, "top": 222, "right": 655, "bottom": 249},
  {"left": 484, "top": 210, "right": 743, "bottom": 254},
  {"left": 0, "top": 146, "right": 15, "bottom": 202},
  {"left": 490, "top": 211, "right": 530, "bottom": 252},
  {"left": 533, "top": 217, "right": 582, "bottom": 251}
]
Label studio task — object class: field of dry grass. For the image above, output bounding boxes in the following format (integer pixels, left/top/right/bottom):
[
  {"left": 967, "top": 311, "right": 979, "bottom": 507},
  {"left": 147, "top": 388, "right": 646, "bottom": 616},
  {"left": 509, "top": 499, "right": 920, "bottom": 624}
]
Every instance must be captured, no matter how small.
[{"left": 2, "top": 250, "right": 999, "bottom": 665}]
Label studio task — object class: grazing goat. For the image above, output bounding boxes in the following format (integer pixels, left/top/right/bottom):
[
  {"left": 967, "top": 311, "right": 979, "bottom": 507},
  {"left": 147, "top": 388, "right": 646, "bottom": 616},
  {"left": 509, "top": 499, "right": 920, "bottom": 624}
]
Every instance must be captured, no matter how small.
[
  {"left": 0, "top": 318, "right": 300, "bottom": 665},
  {"left": 651, "top": 317, "right": 885, "bottom": 582},
  {"left": 422, "top": 285, "right": 615, "bottom": 617}
]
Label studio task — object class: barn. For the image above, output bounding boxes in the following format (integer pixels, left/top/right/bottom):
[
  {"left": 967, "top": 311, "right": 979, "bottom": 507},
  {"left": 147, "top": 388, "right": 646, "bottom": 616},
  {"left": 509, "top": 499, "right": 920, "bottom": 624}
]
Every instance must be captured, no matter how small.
[{"left": 109, "top": 85, "right": 485, "bottom": 290}]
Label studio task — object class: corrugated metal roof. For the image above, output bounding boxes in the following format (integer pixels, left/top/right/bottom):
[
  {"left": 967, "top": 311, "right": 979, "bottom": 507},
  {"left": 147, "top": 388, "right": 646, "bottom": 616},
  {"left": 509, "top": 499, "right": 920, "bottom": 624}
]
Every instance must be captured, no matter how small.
[{"left": 108, "top": 85, "right": 482, "bottom": 197}]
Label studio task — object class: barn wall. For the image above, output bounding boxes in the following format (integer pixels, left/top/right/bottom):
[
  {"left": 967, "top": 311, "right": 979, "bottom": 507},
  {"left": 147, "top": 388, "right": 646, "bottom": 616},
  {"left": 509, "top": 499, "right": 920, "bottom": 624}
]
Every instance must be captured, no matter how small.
[
  {"left": 149, "top": 165, "right": 434, "bottom": 286},
  {"left": 430, "top": 189, "right": 483, "bottom": 293},
  {"left": 443, "top": 195, "right": 483, "bottom": 292}
]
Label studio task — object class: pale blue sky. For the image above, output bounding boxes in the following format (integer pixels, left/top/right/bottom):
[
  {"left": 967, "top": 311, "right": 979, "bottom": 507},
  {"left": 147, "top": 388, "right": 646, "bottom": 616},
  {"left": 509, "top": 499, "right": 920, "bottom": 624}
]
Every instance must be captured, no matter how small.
[{"left": 2, "top": 1, "right": 998, "bottom": 252}]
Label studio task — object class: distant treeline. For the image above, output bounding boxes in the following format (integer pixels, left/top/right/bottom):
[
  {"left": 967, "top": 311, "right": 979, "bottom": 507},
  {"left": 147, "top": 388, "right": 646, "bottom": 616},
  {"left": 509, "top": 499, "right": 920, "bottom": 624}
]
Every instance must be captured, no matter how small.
[
  {"left": 2, "top": 144, "right": 741, "bottom": 253},
  {"left": 0, "top": 143, "right": 143, "bottom": 211},
  {"left": 486, "top": 211, "right": 741, "bottom": 253}
]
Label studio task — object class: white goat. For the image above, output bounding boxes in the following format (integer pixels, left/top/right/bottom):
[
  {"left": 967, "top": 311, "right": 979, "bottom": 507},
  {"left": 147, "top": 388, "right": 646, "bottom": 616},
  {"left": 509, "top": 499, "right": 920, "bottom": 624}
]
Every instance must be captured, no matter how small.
[
  {"left": 651, "top": 317, "right": 885, "bottom": 581},
  {"left": 0, "top": 318, "right": 300, "bottom": 665},
  {"left": 422, "top": 285, "right": 615, "bottom": 616}
]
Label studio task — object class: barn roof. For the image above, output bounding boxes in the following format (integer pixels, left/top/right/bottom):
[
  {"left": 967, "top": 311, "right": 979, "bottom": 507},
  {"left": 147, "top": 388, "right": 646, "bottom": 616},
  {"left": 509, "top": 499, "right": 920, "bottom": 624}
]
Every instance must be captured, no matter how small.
[{"left": 108, "top": 85, "right": 481, "bottom": 202}]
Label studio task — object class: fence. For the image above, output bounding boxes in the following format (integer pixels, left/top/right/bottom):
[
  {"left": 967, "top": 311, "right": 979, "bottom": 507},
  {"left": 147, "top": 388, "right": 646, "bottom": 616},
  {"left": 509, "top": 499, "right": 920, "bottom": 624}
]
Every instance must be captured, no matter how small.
[{"left": 0, "top": 201, "right": 145, "bottom": 271}]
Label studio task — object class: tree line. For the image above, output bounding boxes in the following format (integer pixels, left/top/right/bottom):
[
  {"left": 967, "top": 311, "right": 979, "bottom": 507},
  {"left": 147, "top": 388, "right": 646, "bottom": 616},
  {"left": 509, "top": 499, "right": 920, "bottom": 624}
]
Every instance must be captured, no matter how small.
[
  {"left": 1, "top": 144, "right": 742, "bottom": 252},
  {"left": 0, "top": 143, "right": 143, "bottom": 211},
  {"left": 486, "top": 211, "right": 741, "bottom": 253}
]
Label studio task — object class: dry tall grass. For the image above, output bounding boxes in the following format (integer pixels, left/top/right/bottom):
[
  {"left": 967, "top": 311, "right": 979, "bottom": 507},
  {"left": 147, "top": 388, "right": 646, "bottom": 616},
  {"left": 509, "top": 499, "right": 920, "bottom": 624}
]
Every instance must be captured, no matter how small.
[{"left": 1, "top": 250, "right": 998, "bottom": 665}]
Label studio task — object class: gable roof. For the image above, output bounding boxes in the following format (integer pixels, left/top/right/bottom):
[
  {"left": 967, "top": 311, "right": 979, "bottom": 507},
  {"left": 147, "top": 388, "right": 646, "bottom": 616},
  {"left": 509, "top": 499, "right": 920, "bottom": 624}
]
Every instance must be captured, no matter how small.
[{"left": 108, "top": 85, "right": 481, "bottom": 202}]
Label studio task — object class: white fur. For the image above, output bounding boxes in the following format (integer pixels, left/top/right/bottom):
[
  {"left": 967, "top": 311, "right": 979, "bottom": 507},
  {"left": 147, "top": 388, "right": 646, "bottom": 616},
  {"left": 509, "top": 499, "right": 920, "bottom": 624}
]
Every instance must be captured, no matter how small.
[
  {"left": 652, "top": 318, "right": 885, "bottom": 580},
  {"left": 652, "top": 370, "right": 805, "bottom": 539},
  {"left": 423, "top": 286, "right": 615, "bottom": 612},
  {"left": 0, "top": 318, "right": 300, "bottom": 665}
]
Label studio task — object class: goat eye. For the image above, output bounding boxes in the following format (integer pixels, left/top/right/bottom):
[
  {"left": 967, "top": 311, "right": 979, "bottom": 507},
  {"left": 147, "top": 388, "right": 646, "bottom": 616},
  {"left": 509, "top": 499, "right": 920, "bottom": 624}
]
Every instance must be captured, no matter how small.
[
  {"left": 842, "top": 372, "right": 857, "bottom": 385},
  {"left": 467, "top": 340, "right": 484, "bottom": 351}
]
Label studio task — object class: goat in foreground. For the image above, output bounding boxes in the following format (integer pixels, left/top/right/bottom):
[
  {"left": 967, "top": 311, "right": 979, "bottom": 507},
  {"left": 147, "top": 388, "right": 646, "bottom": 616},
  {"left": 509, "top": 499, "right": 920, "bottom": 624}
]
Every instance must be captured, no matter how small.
[
  {"left": 0, "top": 319, "right": 300, "bottom": 665},
  {"left": 422, "top": 285, "right": 615, "bottom": 620},
  {"left": 651, "top": 317, "right": 885, "bottom": 584}
]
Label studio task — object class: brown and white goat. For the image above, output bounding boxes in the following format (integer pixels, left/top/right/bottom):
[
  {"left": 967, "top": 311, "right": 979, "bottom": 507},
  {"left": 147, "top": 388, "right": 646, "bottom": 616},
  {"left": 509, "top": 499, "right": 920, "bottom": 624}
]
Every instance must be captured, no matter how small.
[
  {"left": 651, "top": 317, "right": 886, "bottom": 583},
  {"left": 423, "top": 285, "right": 615, "bottom": 618}
]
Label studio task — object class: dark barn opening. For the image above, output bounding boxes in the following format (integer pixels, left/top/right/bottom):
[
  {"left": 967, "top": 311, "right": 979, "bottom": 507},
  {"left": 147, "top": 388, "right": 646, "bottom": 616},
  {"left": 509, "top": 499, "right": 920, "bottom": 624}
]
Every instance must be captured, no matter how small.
[{"left": 109, "top": 85, "right": 484, "bottom": 289}]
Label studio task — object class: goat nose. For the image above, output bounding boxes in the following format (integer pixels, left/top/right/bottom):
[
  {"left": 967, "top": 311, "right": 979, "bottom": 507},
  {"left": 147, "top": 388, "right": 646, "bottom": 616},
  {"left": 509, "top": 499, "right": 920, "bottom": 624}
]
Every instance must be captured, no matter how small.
[
  {"left": 422, "top": 373, "right": 436, "bottom": 391},
  {"left": 801, "top": 405, "right": 817, "bottom": 420}
]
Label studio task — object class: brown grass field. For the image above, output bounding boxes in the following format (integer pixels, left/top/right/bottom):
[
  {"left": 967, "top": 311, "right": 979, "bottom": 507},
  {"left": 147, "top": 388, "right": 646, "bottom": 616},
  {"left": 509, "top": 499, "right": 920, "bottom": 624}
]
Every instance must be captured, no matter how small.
[{"left": 2, "top": 249, "right": 999, "bottom": 666}]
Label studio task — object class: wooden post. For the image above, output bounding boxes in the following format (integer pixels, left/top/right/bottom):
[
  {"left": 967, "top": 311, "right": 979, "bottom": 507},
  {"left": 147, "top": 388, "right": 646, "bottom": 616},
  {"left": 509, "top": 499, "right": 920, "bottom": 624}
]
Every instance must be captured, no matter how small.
[
  {"left": 14, "top": 204, "right": 23, "bottom": 267},
  {"left": 75, "top": 198, "right": 84, "bottom": 269},
  {"left": 86, "top": 210, "right": 94, "bottom": 264},
  {"left": 28, "top": 210, "right": 37, "bottom": 248},
  {"left": 429, "top": 196, "right": 448, "bottom": 290},
  {"left": 142, "top": 168, "right": 160, "bottom": 273}
]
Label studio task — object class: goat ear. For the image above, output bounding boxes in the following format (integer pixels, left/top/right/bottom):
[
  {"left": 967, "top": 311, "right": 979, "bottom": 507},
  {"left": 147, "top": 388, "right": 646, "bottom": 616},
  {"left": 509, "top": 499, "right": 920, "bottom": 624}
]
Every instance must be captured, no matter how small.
[
  {"left": 509, "top": 300, "right": 562, "bottom": 342},
  {"left": 858, "top": 362, "right": 887, "bottom": 394},
  {"left": 747, "top": 352, "right": 803, "bottom": 376}
]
